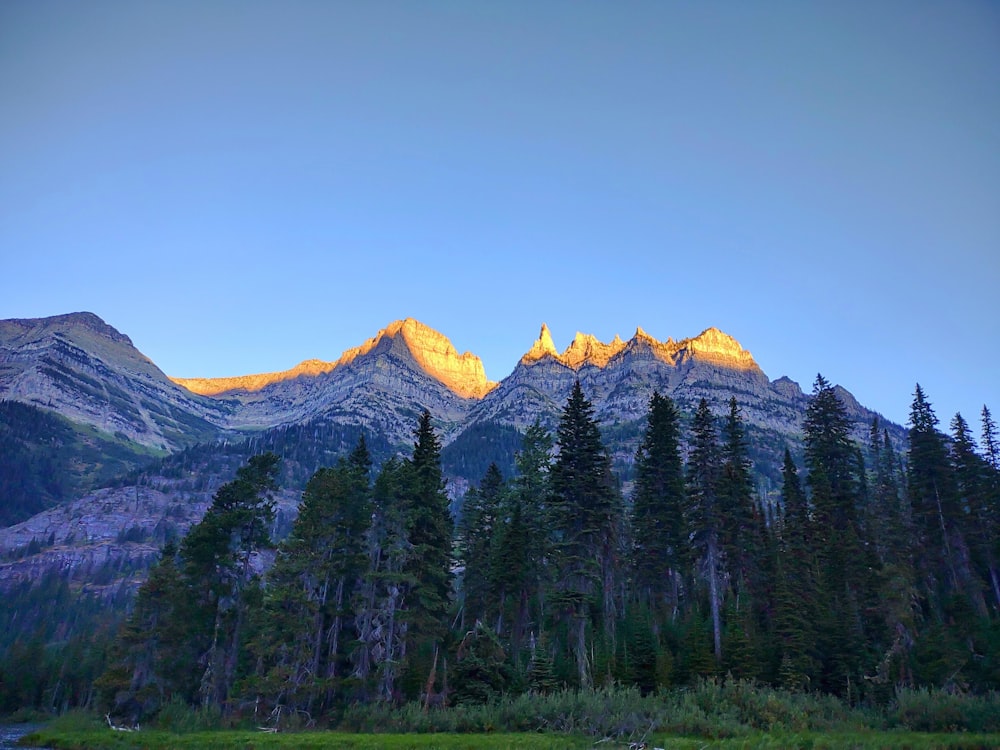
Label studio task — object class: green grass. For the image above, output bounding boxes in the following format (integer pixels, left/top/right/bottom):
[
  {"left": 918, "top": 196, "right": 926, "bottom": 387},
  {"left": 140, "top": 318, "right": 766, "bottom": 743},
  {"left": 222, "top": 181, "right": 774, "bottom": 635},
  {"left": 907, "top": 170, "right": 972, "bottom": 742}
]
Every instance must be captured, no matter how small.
[
  {"left": 20, "top": 728, "right": 587, "bottom": 749},
  {"left": 19, "top": 728, "right": 1000, "bottom": 750}
]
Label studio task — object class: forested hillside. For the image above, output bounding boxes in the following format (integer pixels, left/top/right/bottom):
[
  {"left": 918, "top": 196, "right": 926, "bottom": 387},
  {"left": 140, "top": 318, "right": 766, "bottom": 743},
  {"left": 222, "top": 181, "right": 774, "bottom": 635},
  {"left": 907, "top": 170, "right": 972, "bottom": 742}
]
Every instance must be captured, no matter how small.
[{"left": 0, "top": 400, "right": 158, "bottom": 526}]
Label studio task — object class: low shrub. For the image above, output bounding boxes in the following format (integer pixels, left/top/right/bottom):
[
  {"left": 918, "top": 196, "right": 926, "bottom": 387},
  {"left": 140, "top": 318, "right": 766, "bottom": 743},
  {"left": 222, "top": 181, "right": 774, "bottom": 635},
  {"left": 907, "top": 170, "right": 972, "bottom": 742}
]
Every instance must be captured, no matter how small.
[{"left": 890, "top": 687, "right": 1000, "bottom": 733}]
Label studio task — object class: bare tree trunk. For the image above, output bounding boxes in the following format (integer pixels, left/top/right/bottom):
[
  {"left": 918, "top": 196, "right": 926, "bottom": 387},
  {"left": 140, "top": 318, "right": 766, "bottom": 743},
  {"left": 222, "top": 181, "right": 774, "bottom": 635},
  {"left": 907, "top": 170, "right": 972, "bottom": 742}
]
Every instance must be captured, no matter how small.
[
  {"left": 574, "top": 609, "right": 590, "bottom": 688},
  {"left": 708, "top": 535, "right": 723, "bottom": 663}
]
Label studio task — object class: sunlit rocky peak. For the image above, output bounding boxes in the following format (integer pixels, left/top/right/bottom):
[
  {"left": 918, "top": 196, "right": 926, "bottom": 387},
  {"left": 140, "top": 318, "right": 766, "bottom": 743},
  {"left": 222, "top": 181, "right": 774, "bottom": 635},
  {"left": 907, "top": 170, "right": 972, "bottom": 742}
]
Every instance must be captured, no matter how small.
[
  {"left": 519, "top": 323, "right": 758, "bottom": 372},
  {"left": 680, "top": 327, "right": 757, "bottom": 370},
  {"left": 561, "top": 332, "right": 627, "bottom": 368},
  {"left": 522, "top": 323, "right": 560, "bottom": 363},
  {"left": 378, "top": 318, "right": 496, "bottom": 399},
  {"left": 173, "top": 318, "right": 496, "bottom": 400}
]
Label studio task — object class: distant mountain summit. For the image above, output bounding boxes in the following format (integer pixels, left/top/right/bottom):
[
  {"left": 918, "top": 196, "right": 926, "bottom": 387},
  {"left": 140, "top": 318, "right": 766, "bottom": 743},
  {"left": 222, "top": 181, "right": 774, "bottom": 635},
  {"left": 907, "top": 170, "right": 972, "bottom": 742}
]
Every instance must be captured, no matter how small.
[
  {"left": 0, "top": 312, "right": 224, "bottom": 451},
  {"left": 172, "top": 318, "right": 496, "bottom": 400}
]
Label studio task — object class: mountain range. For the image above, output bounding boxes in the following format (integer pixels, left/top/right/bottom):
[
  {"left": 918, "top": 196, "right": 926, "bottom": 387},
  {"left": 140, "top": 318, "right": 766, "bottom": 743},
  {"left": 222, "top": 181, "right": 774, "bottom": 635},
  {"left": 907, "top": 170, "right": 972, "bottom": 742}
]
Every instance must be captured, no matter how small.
[{"left": 0, "top": 311, "right": 900, "bottom": 589}]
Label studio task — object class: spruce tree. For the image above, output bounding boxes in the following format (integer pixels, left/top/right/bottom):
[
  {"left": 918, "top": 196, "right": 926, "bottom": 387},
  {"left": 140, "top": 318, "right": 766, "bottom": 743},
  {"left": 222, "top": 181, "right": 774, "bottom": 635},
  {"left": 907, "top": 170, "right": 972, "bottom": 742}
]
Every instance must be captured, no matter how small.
[
  {"left": 803, "top": 375, "right": 876, "bottom": 697},
  {"left": 630, "top": 391, "right": 686, "bottom": 617},
  {"left": 400, "top": 410, "right": 454, "bottom": 699},
  {"left": 252, "top": 438, "right": 372, "bottom": 715},
  {"left": 950, "top": 413, "right": 994, "bottom": 613},
  {"left": 908, "top": 385, "right": 976, "bottom": 615},
  {"left": 982, "top": 406, "right": 1000, "bottom": 472},
  {"left": 501, "top": 420, "right": 552, "bottom": 664},
  {"left": 773, "top": 449, "right": 817, "bottom": 690},
  {"left": 352, "top": 457, "right": 412, "bottom": 702},
  {"left": 685, "top": 398, "right": 725, "bottom": 664},
  {"left": 458, "top": 463, "right": 505, "bottom": 629},
  {"left": 548, "top": 381, "right": 622, "bottom": 687}
]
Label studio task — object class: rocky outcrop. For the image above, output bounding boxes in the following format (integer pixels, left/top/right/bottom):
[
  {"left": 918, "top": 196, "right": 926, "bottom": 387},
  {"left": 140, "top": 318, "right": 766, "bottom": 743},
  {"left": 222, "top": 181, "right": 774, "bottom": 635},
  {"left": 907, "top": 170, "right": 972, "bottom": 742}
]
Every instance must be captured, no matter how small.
[
  {"left": 173, "top": 318, "right": 496, "bottom": 401},
  {"left": 0, "top": 313, "right": 229, "bottom": 451},
  {"left": 0, "top": 483, "right": 300, "bottom": 591},
  {"left": 170, "top": 318, "right": 495, "bottom": 444}
]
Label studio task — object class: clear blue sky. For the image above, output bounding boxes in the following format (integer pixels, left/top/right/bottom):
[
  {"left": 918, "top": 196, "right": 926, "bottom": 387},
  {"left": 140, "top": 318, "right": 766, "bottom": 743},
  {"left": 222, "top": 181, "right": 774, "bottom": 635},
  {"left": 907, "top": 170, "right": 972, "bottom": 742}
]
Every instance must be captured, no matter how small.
[{"left": 2, "top": 1, "right": 998, "bottom": 431}]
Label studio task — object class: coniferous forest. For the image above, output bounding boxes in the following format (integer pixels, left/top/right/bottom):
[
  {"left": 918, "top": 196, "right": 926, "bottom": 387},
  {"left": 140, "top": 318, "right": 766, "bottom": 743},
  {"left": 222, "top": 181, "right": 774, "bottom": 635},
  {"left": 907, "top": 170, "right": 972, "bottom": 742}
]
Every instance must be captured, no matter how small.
[{"left": 3, "top": 378, "right": 1000, "bottom": 735}]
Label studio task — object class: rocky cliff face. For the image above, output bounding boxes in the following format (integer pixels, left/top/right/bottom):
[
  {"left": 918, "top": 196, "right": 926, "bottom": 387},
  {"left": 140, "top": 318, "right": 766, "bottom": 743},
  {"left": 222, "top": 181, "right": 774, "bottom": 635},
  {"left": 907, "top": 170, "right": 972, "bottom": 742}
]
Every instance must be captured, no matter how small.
[
  {"left": 170, "top": 318, "right": 495, "bottom": 444},
  {"left": 471, "top": 323, "right": 776, "bottom": 430},
  {"left": 0, "top": 313, "right": 228, "bottom": 451}
]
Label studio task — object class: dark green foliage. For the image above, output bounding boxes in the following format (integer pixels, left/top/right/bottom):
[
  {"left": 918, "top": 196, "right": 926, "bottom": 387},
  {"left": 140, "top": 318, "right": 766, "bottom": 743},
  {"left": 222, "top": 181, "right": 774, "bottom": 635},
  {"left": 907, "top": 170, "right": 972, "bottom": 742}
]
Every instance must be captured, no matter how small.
[
  {"left": 457, "top": 463, "right": 506, "bottom": 628},
  {"left": 803, "top": 375, "right": 881, "bottom": 698},
  {"left": 249, "top": 438, "right": 372, "bottom": 716},
  {"left": 450, "top": 622, "right": 512, "bottom": 705},
  {"left": 685, "top": 398, "right": 725, "bottom": 664},
  {"left": 441, "top": 421, "right": 522, "bottom": 485},
  {"left": 101, "top": 453, "right": 281, "bottom": 717},
  {"left": 403, "top": 410, "right": 454, "bottom": 650},
  {"left": 630, "top": 391, "right": 686, "bottom": 614},
  {"left": 548, "top": 382, "right": 623, "bottom": 687},
  {"left": 0, "top": 400, "right": 156, "bottom": 525}
]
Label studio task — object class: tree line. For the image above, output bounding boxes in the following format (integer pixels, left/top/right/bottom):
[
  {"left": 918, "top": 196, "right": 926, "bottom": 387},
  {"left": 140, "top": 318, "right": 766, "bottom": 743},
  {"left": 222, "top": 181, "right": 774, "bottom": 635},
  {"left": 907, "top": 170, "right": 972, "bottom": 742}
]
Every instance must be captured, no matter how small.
[{"left": 93, "top": 378, "right": 999, "bottom": 723}]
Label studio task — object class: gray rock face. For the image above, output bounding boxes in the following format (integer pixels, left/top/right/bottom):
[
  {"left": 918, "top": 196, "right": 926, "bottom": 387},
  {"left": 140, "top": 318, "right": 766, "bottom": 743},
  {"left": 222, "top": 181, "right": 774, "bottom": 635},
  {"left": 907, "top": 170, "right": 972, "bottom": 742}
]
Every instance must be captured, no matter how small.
[
  {"left": 0, "top": 482, "right": 300, "bottom": 591},
  {"left": 0, "top": 313, "right": 228, "bottom": 451}
]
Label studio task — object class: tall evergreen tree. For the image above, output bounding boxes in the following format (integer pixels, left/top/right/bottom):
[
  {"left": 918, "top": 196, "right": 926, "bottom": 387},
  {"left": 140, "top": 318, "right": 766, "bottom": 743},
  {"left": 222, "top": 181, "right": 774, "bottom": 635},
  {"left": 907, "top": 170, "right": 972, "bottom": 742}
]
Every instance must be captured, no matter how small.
[
  {"left": 630, "top": 391, "right": 686, "bottom": 618},
  {"left": 718, "top": 396, "right": 767, "bottom": 678},
  {"left": 352, "top": 457, "right": 412, "bottom": 702},
  {"left": 907, "top": 385, "right": 979, "bottom": 615},
  {"left": 458, "top": 463, "right": 506, "bottom": 629},
  {"left": 499, "top": 420, "right": 552, "bottom": 664},
  {"left": 773, "top": 449, "right": 817, "bottom": 689},
  {"left": 685, "top": 398, "right": 725, "bottom": 665},
  {"left": 982, "top": 406, "right": 1000, "bottom": 472},
  {"left": 105, "top": 453, "right": 280, "bottom": 714},
  {"left": 950, "top": 413, "right": 995, "bottom": 613},
  {"left": 399, "top": 410, "right": 454, "bottom": 699},
  {"left": 251, "top": 438, "right": 372, "bottom": 715},
  {"left": 803, "top": 375, "right": 876, "bottom": 698},
  {"left": 548, "top": 381, "right": 622, "bottom": 687}
]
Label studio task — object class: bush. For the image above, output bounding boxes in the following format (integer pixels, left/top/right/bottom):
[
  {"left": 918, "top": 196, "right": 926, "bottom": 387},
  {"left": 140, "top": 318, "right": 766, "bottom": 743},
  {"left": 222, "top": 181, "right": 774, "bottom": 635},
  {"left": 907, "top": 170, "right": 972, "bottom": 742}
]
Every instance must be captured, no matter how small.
[
  {"left": 890, "top": 687, "right": 1000, "bottom": 733},
  {"left": 337, "top": 679, "right": 873, "bottom": 740}
]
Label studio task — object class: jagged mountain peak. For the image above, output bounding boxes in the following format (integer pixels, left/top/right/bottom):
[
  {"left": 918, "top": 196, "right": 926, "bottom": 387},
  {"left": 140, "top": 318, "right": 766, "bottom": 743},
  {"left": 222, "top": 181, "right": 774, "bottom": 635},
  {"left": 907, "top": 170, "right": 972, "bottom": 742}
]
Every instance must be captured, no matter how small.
[
  {"left": 370, "top": 318, "right": 496, "bottom": 399},
  {"left": 518, "top": 323, "right": 758, "bottom": 372},
  {"left": 175, "top": 318, "right": 496, "bottom": 401},
  {"left": 1, "top": 311, "right": 135, "bottom": 349},
  {"left": 522, "top": 323, "right": 560, "bottom": 364},
  {"left": 678, "top": 327, "right": 758, "bottom": 370}
]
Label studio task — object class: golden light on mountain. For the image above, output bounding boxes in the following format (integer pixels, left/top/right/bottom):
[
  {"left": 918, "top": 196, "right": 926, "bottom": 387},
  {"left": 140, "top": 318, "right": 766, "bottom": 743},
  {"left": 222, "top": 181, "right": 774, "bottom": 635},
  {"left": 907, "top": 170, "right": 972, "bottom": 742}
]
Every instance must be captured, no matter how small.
[
  {"left": 520, "top": 324, "right": 758, "bottom": 372},
  {"left": 171, "top": 318, "right": 497, "bottom": 400}
]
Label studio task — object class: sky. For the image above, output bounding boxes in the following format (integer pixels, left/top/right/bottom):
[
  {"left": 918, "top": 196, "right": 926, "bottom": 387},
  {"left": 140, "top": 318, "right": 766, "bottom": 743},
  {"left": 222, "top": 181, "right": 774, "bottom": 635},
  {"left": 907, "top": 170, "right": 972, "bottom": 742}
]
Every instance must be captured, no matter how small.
[{"left": 1, "top": 1, "right": 998, "bottom": 431}]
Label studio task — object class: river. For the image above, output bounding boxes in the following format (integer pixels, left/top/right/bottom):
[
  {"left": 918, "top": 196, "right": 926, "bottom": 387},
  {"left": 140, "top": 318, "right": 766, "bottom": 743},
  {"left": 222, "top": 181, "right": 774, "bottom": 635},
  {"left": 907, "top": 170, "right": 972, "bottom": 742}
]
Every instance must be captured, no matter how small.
[{"left": 0, "top": 725, "right": 45, "bottom": 750}]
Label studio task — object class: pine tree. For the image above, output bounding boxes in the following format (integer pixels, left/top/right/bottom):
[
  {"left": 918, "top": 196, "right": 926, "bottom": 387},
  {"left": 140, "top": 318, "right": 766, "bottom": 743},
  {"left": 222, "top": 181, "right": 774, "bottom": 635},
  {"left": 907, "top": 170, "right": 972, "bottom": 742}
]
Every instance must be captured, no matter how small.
[
  {"left": 717, "top": 396, "right": 767, "bottom": 675},
  {"left": 630, "top": 391, "right": 686, "bottom": 618},
  {"left": 252, "top": 438, "right": 372, "bottom": 715},
  {"left": 803, "top": 375, "right": 876, "bottom": 698},
  {"left": 950, "top": 413, "right": 994, "bottom": 613},
  {"left": 907, "top": 385, "right": 979, "bottom": 616},
  {"left": 400, "top": 410, "right": 454, "bottom": 699},
  {"left": 982, "top": 406, "right": 1000, "bottom": 472},
  {"left": 352, "top": 457, "right": 412, "bottom": 702},
  {"left": 104, "top": 454, "right": 280, "bottom": 714},
  {"left": 548, "top": 381, "right": 622, "bottom": 687},
  {"left": 499, "top": 421, "right": 552, "bottom": 664},
  {"left": 685, "top": 398, "right": 725, "bottom": 664},
  {"left": 773, "top": 449, "right": 817, "bottom": 690},
  {"left": 458, "top": 463, "right": 505, "bottom": 629}
]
